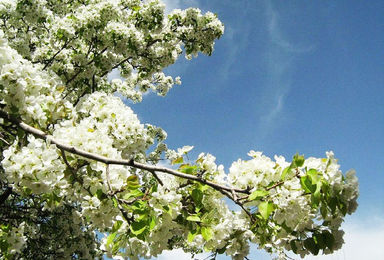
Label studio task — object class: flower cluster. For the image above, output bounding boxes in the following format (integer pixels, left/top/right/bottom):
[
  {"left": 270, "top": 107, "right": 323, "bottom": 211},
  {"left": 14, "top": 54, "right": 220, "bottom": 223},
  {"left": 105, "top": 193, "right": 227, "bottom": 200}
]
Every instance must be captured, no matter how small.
[
  {"left": 0, "top": 0, "right": 358, "bottom": 259},
  {"left": 0, "top": 31, "right": 73, "bottom": 127},
  {"left": 0, "top": 222, "right": 26, "bottom": 256},
  {"left": 1, "top": 0, "right": 224, "bottom": 103},
  {"left": 228, "top": 151, "right": 359, "bottom": 257},
  {"left": 2, "top": 135, "right": 68, "bottom": 196}
]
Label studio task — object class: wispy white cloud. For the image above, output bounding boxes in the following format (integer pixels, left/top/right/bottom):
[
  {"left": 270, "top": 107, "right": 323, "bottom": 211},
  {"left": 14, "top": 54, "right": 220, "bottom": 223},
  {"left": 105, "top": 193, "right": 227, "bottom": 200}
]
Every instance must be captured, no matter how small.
[
  {"left": 259, "top": 1, "right": 313, "bottom": 136},
  {"left": 215, "top": 14, "right": 251, "bottom": 84},
  {"left": 266, "top": 4, "right": 314, "bottom": 54}
]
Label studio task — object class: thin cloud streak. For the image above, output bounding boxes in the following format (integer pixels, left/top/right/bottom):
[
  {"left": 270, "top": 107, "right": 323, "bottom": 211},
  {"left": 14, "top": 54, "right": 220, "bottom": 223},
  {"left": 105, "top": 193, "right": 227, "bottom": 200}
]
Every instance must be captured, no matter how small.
[
  {"left": 267, "top": 5, "right": 314, "bottom": 54},
  {"left": 259, "top": 1, "right": 312, "bottom": 136}
]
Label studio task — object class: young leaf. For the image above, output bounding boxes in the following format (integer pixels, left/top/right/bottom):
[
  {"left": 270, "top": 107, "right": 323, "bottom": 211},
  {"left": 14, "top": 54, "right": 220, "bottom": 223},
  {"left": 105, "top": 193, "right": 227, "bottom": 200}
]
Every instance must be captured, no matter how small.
[
  {"left": 126, "top": 175, "right": 140, "bottom": 189},
  {"left": 307, "top": 169, "right": 320, "bottom": 184},
  {"left": 179, "top": 164, "right": 198, "bottom": 174},
  {"left": 112, "top": 220, "right": 123, "bottom": 233},
  {"left": 172, "top": 157, "right": 183, "bottom": 165},
  {"left": 149, "top": 216, "right": 156, "bottom": 230},
  {"left": 163, "top": 205, "right": 173, "bottom": 216},
  {"left": 311, "top": 182, "right": 322, "bottom": 207},
  {"left": 201, "top": 226, "right": 213, "bottom": 241},
  {"left": 130, "top": 220, "right": 147, "bottom": 235},
  {"left": 281, "top": 166, "right": 291, "bottom": 180},
  {"left": 292, "top": 153, "right": 305, "bottom": 167},
  {"left": 300, "top": 176, "right": 316, "bottom": 193},
  {"left": 258, "top": 201, "right": 275, "bottom": 219},
  {"left": 123, "top": 189, "right": 143, "bottom": 200},
  {"left": 248, "top": 190, "right": 269, "bottom": 201},
  {"left": 186, "top": 215, "right": 201, "bottom": 222},
  {"left": 187, "top": 230, "right": 197, "bottom": 242},
  {"left": 106, "top": 232, "right": 117, "bottom": 247}
]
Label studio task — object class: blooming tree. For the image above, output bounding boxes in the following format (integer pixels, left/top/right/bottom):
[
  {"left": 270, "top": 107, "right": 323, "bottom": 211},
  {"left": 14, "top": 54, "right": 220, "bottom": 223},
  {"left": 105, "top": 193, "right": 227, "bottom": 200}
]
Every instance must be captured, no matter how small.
[{"left": 0, "top": 0, "right": 359, "bottom": 259}]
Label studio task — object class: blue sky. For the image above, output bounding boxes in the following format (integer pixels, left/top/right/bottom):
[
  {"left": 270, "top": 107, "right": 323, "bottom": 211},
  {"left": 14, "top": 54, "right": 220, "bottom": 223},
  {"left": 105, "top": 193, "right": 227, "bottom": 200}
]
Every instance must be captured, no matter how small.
[{"left": 132, "top": 1, "right": 384, "bottom": 259}]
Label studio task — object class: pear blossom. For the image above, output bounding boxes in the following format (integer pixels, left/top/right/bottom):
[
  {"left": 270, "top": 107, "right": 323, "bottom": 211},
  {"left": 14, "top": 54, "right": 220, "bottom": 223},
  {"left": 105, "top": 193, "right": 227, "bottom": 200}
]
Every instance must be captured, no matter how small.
[{"left": 0, "top": 0, "right": 358, "bottom": 259}]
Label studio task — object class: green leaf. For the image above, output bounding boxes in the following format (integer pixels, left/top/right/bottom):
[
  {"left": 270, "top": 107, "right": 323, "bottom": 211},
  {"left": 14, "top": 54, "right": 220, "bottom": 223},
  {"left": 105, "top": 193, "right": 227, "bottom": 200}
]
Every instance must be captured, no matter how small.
[
  {"left": 131, "top": 5, "right": 141, "bottom": 11},
  {"left": 106, "top": 232, "right": 117, "bottom": 247},
  {"left": 320, "top": 203, "right": 327, "bottom": 219},
  {"left": 131, "top": 200, "right": 148, "bottom": 214},
  {"left": 0, "top": 239, "right": 9, "bottom": 254},
  {"left": 123, "top": 189, "right": 143, "bottom": 200},
  {"left": 186, "top": 215, "right": 201, "bottom": 222},
  {"left": 307, "top": 169, "right": 320, "bottom": 184},
  {"left": 112, "top": 220, "right": 123, "bottom": 233},
  {"left": 323, "top": 231, "right": 335, "bottom": 252},
  {"left": 281, "top": 166, "right": 291, "bottom": 180},
  {"left": 199, "top": 183, "right": 210, "bottom": 192},
  {"left": 304, "top": 237, "right": 319, "bottom": 255},
  {"left": 95, "top": 189, "right": 106, "bottom": 200},
  {"left": 249, "top": 190, "right": 269, "bottom": 201},
  {"left": 290, "top": 240, "right": 298, "bottom": 254},
  {"left": 258, "top": 201, "right": 275, "bottom": 219},
  {"left": 163, "top": 205, "right": 172, "bottom": 215},
  {"left": 171, "top": 157, "right": 183, "bottom": 165},
  {"left": 217, "top": 246, "right": 227, "bottom": 254},
  {"left": 311, "top": 182, "right": 322, "bottom": 207},
  {"left": 292, "top": 153, "right": 305, "bottom": 167},
  {"left": 329, "top": 197, "right": 338, "bottom": 214},
  {"left": 191, "top": 188, "right": 203, "bottom": 206},
  {"left": 338, "top": 201, "right": 348, "bottom": 216},
  {"left": 130, "top": 220, "right": 147, "bottom": 235},
  {"left": 179, "top": 164, "right": 198, "bottom": 174},
  {"left": 126, "top": 175, "right": 140, "bottom": 189},
  {"left": 201, "top": 226, "right": 213, "bottom": 241},
  {"left": 314, "top": 233, "right": 326, "bottom": 250},
  {"left": 201, "top": 209, "right": 218, "bottom": 224},
  {"left": 300, "top": 176, "right": 316, "bottom": 193},
  {"left": 149, "top": 216, "right": 156, "bottom": 230},
  {"left": 111, "top": 241, "right": 120, "bottom": 255},
  {"left": 187, "top": 230, "right": 197, "bottom": 242}
]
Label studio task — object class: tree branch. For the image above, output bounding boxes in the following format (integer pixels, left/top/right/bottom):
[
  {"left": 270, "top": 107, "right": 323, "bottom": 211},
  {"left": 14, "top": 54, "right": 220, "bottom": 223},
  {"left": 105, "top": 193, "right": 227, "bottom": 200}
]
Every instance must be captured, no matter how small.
[
  {"left": 42, "top": 38, "right": 72, "bottom": 70},
  {"left": 0, "top": 110, "right": 250, "bottom": 196}
]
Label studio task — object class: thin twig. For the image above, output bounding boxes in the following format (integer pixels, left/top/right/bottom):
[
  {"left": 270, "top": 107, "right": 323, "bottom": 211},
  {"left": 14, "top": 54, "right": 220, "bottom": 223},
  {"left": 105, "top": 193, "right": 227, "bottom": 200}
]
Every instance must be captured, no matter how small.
[
  {"left": 42, "top": 38, "right": 72, "bottom": 70},
  {"left": 99, "top": 56, "right": 132, "bottom": 78},
  {"left": 0, "top": 136, "right": 10, "bottom": 145},
  {"left": 105, "top": 164, "right": 112, "bottom": 192},
  {"left": 60, "top": 149, "right": 75, "bottom": 173},
  {"left": 149, "top": 170, "right": 164, "bottom": 186},
  {"left": 266, "top": 169, "right": 301, "bottom": 191}
]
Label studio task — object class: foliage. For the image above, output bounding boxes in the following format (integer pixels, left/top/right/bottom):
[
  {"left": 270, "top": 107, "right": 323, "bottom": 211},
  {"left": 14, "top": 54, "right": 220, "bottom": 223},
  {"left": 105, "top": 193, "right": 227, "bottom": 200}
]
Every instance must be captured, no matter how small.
[{"left": 0, "top": 0, "right": 358, "bottom": 259}]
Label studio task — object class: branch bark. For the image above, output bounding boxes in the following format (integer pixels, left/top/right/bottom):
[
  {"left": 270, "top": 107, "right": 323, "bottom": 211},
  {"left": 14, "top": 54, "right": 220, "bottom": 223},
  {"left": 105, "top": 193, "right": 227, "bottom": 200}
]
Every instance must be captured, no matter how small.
[{"left": 0, "top": 110, "right": 250, "bottom": 196}]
